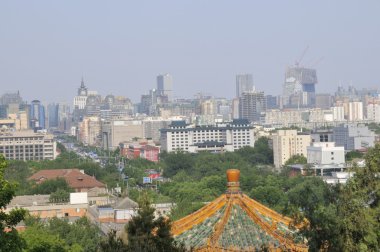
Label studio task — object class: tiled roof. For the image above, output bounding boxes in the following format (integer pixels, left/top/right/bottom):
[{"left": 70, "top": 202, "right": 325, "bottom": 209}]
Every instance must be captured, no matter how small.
[
  {"left": 171, "top": 170, "right": 308, "bottom": 252},
  {"left": 29, "top": 169, "right": 105, "bottom": 190}
]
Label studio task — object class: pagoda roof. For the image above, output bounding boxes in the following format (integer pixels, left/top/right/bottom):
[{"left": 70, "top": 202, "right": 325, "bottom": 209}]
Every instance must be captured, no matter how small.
[{"left": 171, "top": 169, "right": 308, "bottom": 252}]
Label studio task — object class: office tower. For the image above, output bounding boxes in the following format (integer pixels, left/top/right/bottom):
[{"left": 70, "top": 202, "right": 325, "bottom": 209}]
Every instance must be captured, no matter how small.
[
  {"left": 47, "top": 103, "right": 59, "bottom": 128},
  {"left": 283, "top": 66, "right": 317, "bottom": 108},
  {"left": 157, "top": 73, "right": 173, "bottom": 101},
  {"left": 30, "top": 100, "right": 45, "bottom": 129},
  {"left": 236, "top": 74, "right": 254, "bottom": 97},
  {"left": 266, "top": 95, "right": 279, "bottom": 109},
  {"left": 239, "top": 91, "right": 266, "bottom": 123}
]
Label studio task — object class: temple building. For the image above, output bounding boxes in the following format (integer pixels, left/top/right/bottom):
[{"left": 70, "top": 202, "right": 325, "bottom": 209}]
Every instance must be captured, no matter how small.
[{"left": 171, "top": 169, "right": 308, "bottom": 251}]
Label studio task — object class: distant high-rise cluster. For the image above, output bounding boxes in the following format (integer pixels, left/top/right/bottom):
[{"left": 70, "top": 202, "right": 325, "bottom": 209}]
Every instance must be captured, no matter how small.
[{"left": 282, "top": 66, "right": 317, "bottom": 108}]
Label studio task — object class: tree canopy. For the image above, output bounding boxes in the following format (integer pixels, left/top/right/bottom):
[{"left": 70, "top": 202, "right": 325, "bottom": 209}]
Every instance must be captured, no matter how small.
[{"left": 0, "top": 155, "right": 26, "bottom": 252}]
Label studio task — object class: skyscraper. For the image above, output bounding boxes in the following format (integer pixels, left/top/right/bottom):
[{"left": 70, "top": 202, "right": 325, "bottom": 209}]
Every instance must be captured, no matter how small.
[
  {"left": 239, "top": 91, "right": 266, "bottom": 123},
  {"left": 157, "top": 73, "right": 173, "bottom": 101},
  {"left": 236, "top": 74, "right": 254, "bottom": 98},
  {"left": 283, "top": 66, "right": 317, "bottom": 108},
  {"left": 30, "top": 100, "right": 45, "bottom": 129}
]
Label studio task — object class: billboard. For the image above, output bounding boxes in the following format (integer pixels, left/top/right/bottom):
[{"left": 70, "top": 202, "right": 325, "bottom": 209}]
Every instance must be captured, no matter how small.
[{"left": 143, "top": 177, "right": 152, "bottom": 184}]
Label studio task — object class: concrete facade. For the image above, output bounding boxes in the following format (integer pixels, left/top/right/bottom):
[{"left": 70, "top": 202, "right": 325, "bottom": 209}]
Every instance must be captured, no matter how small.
[
  {"left": 272, "top": 129, "right": 311, "bottom": 168},
  {"left": 307, "top": 142, "right": 345, "bottom": 165}
]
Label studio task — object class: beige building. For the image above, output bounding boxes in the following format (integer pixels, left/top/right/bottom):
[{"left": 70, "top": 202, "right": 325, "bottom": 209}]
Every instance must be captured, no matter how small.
[
  {"left": 0, "top": 112, "right": 28, "bottom": 130},
  {"left": 101, "top": 120, "right": 144, "bottom": 150},
  {"left": 367, "top": 103, "right": 380, "bottom": 122},
  {"left": 272, "top": 129, "right": 311, "bottom": 168},
  {"left": 0, "top": 130, "right": 56, "bottom": 161},
  {"left": 78, "top": 116, "right": 101, "bottom": 146}
]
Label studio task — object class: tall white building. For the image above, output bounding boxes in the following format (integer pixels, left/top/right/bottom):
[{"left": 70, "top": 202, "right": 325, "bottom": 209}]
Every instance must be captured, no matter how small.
[
  {"left": 332, "top": 106, "right": 345, "bottom": 121},
  {"left": 160, "top": 119, "right": 254, "bottom": 153},
  {"left": 157, "top": 74, "right": 173, "bottom": 101},
  {"left": 367, "top": 103, "right": 380, "bottom": 122},
  {"left": 73, "top": 78, "right": 88, "bottom": 109},
  {"left": 272, "top": 129, "right": 311, "bottom": 168},
  {"left": 348, "top": 101, "right": 363, "bottom": 121},
  {"left": 307, "top": 142, "right": 345, "bottom": 165}
]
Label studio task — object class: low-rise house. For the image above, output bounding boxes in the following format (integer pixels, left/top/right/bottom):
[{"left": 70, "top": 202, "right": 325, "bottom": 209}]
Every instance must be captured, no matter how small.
[
  {"left": 28, "top": 169, "right": 107, "bottom": 194},
  {"left": 6, "top": 193, "right": 88, "bottom": 220}
]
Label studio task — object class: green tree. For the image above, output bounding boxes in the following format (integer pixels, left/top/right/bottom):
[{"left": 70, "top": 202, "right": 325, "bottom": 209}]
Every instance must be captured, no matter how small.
[
  {"left": 99, "top": 230, "right": 127, "bottom": 252},
  {"left": 284, "top": 154, "right": 307, "bottom": 166},
  {"left": 161, "top": 151, "right": 194, "bottom": 177},
  {"left": 49, "top": 189, "right": 70, "bottom": 203},
  {"left": 30, "top": 178, "right": 72, "bottom": 195},
  {"left": 21, "top": 225, "right": 67, "bottom": 252},
  {"left": 126, "top": 193, "right": 186, "bottom": 252},
  {"left": 345, "top": 150, "right": 364, "bottom": 162},
  {"left": 333, "top": 144, "right": 380, "bottom": 251},
  {"left": 0, "top": 155, "right": 26, "bottom": 252}
]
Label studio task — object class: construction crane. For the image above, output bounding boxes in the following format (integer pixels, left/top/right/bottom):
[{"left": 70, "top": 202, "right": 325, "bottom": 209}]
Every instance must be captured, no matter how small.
[
  {"left": 309, "top": 56, "right": 324, "bottom": 68},
  {"left": 295, "top": 45, "right": 309, "bottom": 67}
]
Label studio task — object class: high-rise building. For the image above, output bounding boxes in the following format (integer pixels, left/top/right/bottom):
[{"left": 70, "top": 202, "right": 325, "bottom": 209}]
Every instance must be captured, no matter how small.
[
  {"left": 283, "top": 66, "right": 317, "bottom": 108},
  {"left": 348, "top": 101, "right": 363, "bottom": 121},
  {"left": 367, "top": 103, "right": 380, "bottom": 122},
  {"left": 30, "top": 100, "right": 46, "bottom": 129},
  {"left": 73, "top": 78, "right": 89, "bottom": 123},
  {"left": 47, "top": 103, "right": 59, "bottom": 128},
  {"left": 157, "top": 74, "right": 173, "bottom": 101},
  {"left": 236, "top": 74, "right": 254, "bottom": 97},
  {"left": 239, "top": 91, "right": 266, "bottom": 123}
]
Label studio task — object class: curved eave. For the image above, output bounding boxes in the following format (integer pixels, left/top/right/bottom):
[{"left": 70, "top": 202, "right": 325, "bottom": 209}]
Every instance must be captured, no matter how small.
[
  {"left": 171, "top": 193, "right": 308, "bottom": 251},
  {"left": 171, "top": 195, "right": 226, "bottom": 236}
]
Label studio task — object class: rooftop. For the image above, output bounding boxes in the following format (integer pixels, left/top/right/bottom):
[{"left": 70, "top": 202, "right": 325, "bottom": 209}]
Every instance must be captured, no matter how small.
[
  {"left": 29, "top": 169, "right": 106, "bottom": 190},
  {"left": 171, "top": 169, "right": 308, "bottom": 251}
]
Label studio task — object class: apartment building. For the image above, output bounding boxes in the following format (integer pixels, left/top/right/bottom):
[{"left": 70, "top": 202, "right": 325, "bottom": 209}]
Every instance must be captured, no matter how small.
[
  {"left": 160, "top": 119, "right": 254, "bottom": 153},
  {"left": 0, "top": 130, "right": 56, "bottom": 161},
  {"left": 272, "top": 129, "right": 311, "bottom": 168}
]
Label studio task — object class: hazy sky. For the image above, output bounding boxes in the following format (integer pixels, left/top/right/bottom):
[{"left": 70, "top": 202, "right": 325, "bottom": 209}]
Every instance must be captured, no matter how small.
[{"left": 1, "top": 1, "right": 379, "bottom": 104}]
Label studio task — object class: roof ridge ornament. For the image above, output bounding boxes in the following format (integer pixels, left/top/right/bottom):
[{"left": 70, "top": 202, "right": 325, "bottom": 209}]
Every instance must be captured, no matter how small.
[{"left": 226, "top": 169, "right": 241, "bottom": 195}]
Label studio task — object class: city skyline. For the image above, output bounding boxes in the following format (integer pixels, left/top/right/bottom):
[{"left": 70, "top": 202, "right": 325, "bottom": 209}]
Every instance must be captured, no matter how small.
[{"left": 1, "top": 1, "right": 379, "bottom": 103}]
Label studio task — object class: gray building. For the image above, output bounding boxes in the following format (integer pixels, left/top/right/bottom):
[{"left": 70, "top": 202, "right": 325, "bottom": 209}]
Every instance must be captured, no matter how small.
[
  {"left": 239, "top": 91, "right": 266, "bottom": 123},
  {"left": 236, "top": 74, "right": 254, "bottom": 98},
  {"left": 332, "top": 124, "right": 376, "bottom": 151},
  {"left": 157, "top": 74, "right": 173, "bottom": 101}
]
